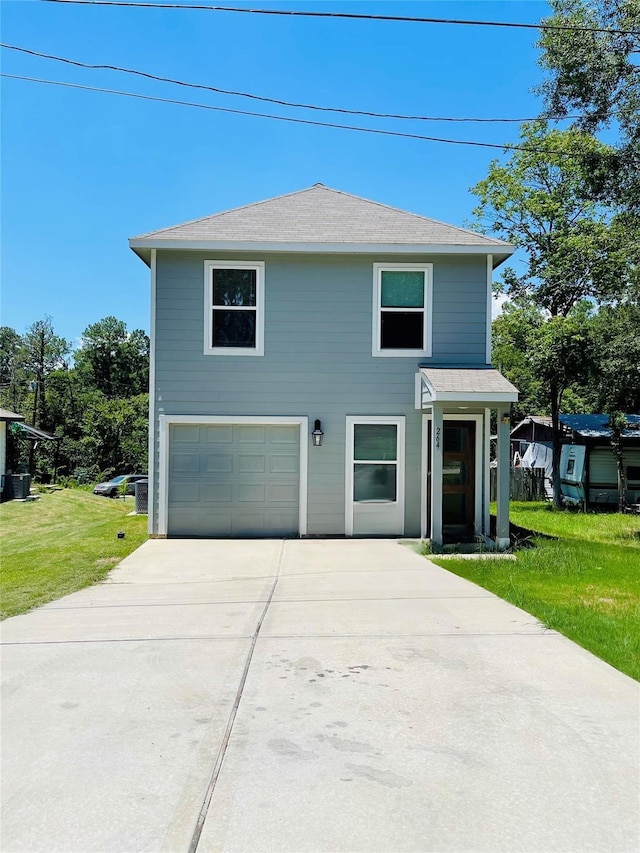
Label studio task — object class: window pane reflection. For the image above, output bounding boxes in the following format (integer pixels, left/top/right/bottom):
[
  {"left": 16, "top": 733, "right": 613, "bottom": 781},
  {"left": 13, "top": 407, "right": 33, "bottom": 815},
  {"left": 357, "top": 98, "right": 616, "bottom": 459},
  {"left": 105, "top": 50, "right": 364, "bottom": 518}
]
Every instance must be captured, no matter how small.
[
  {"left": 354, "top": 424, "right": 397, "bottom": 461},
  {"left": 212, "top": 310, "right": 256, "bottom": 347},
  {"left": 213, "top": 269, "right": 257, "bottom": 306},
  {"left": 354, "top": 464, "right": 397, "bottom": 501}
]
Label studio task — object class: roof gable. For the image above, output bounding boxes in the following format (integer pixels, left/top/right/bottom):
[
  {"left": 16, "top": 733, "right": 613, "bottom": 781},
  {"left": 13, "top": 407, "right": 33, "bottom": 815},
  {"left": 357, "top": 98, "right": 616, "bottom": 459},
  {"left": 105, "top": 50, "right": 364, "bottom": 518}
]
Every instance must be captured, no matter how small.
[{"left": 130, "top": 185, "right": 512, "bottom": 260}]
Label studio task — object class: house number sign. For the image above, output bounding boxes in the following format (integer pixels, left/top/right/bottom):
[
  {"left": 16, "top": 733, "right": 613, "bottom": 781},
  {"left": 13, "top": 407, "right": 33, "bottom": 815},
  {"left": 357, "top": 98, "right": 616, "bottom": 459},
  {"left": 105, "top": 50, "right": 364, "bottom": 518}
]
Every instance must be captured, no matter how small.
[{"left": 435, "top": 427, "right": 441, "bottom": 449}]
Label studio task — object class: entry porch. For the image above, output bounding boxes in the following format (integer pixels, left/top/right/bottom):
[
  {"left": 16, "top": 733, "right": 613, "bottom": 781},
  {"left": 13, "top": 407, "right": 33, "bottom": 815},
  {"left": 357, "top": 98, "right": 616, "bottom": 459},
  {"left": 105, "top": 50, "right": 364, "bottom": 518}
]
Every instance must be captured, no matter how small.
[{"left": 416, "top": 368, "right": 519, "bottom": 549}]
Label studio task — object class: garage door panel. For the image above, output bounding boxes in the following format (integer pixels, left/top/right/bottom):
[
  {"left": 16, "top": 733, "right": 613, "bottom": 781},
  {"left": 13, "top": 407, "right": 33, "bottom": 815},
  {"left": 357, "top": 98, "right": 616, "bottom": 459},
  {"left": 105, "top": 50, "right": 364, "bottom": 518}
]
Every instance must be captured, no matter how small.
[
  {"left": 270, "top": 426, "right": 299, "bottom": 445},
  {"left": 204, "top": 453, "right": 233, "bottom": 473},
  {"left": 171, "top": 453, "right": 200, "bottom": 474},
  {"left": 168, "top": 423, "right": 300, "bottom": 537},
  {"left": 173, "top": 425, "right": 201, "bottom": 443},
  {"left": 238, "top": 426, "right": 266, "bottom": 443},
  {"left": 269, "top": 484, "right": 298, "bottom": 503},
  {"left": 239, "top": 455, "right": 266, "bottom": 473},
  {"left": 236, "top": 484, "right": 266, "bottom": 503},
  {"left": 231, "top": 511, "right": 298, "bottom": 537},
  {"left": 202, "top": 483, "right": 233, "bottom": 503},
  {"left": 205, "top": 425, "right": 233, "bottom": 443},
  {"left": 269, "top": 454, "right": 298, "bottom": 474},
  {"left": 169, "top": 483, "right": 200, "bottom": 503}
]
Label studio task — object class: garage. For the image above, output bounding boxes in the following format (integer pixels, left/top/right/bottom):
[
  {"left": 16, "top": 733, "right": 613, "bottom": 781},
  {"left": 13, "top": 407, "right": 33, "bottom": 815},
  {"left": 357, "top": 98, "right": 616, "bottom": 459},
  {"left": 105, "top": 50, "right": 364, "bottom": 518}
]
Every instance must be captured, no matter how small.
[{"left": 165, "top": 420, "right": 303, "bottom": 537}]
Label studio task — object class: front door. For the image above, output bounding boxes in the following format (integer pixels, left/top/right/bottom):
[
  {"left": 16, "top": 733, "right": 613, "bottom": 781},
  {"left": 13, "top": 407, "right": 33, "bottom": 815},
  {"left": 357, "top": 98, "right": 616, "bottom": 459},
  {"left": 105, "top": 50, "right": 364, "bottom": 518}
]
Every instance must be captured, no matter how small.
[{"left": 442, "top": 421, "right": 475, "bottom": 542}]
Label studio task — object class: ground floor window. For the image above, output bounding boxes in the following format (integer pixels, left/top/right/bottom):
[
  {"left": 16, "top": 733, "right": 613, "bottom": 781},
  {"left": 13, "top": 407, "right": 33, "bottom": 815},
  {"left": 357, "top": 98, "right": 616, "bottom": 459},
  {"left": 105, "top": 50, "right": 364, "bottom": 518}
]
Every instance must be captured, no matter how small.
[
  {"left": 353, "top": 423, "right": 398, "bottom": 502},
  {"left": 346, "top": 416, "right": 405, "bottom": 537}
]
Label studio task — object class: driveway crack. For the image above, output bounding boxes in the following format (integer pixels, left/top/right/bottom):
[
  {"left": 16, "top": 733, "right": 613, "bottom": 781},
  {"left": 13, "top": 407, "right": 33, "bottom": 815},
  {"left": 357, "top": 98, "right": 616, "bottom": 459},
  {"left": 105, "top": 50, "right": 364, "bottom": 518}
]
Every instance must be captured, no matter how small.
[{"left": 185, "top": 539, "right": 286, "bottom": 853}]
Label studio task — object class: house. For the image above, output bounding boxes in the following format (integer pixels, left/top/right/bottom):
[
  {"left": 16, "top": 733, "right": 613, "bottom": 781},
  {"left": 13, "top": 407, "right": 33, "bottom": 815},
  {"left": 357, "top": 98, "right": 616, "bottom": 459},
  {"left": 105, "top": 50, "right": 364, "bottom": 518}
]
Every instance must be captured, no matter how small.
[
  {"left": 0, "top": 408, "right": 25, "bottom": 498},
  {"left": 510, "top": 415, "right": 553, "bottom": 465},
  {"left": 558, "top": 414, "right": 640, "bottom": 506},
  {"left": 129, "top": 184, "right": 518, "bottom": 547}
]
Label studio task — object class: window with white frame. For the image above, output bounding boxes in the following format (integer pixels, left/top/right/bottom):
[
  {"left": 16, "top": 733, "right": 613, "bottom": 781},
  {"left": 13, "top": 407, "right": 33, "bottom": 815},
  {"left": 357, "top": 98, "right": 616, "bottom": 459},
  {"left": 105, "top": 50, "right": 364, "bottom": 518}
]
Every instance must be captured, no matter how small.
[
  {"left": 373, "top": 263, "right": 432, "bottom": 357},
  {"left": 352, "top": 422, "right": 399, "bottom": 502},
  {"left": 204, "top": 261, "right": 264, "bottom": 355}
]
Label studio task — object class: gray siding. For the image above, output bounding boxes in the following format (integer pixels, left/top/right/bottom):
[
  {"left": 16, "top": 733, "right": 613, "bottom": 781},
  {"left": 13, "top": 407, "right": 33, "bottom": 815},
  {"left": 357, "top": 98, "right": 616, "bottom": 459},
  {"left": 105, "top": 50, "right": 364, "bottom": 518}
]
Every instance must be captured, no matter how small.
[{"left": 152, "top": 251, "right": 489, "bottom": 536}]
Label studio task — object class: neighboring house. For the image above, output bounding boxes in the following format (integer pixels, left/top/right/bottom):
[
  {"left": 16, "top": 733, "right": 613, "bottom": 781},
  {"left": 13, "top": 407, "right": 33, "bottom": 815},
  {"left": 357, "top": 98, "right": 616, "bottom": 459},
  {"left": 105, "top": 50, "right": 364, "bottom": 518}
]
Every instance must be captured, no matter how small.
[
  {"left": 0, "top": 408, "right": 25, "bottom": 497},
  {"left": 559, "top": 414, "right": 640, "bottom": 506},
  {"left": 510, "top": 415, "right": 553, "bottom": 464},
  {"left": 129, "top": 184, "right": 518, "bottom": 547}
]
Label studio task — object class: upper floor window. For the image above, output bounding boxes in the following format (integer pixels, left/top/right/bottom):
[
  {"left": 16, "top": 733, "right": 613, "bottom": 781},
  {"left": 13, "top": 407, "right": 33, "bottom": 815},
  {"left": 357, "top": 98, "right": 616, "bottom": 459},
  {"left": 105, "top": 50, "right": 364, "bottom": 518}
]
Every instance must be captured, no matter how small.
[
  {"left": 372, "top": 263, "right": 432, "bottom": 357},
  {"left": 204, "top": 261, "right": 265, "bottom": 356}
]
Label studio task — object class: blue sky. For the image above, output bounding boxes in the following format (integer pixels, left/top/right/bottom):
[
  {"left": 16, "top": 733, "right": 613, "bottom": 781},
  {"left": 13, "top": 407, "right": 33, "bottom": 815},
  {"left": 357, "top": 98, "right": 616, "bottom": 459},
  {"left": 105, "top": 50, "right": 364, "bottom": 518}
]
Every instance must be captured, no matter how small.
[{"left": 2, "top": 0, "right": 551, "bottom": 346}]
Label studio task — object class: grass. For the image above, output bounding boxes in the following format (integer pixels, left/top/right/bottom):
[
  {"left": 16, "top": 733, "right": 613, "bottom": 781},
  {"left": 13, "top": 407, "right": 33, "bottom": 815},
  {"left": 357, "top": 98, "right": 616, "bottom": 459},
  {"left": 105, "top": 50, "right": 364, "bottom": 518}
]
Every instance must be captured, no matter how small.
[
  {"left": 1, "top": 489, "right": 148, "bottom": 620},
  {"left": 430, "top": 502, "right": 640, "bottom": 681}
]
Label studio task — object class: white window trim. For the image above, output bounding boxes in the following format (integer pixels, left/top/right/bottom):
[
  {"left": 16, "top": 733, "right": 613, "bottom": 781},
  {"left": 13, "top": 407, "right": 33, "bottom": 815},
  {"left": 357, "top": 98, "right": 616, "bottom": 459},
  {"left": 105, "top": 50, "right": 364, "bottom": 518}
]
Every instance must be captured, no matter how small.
[
  {"left": 345, "top": 416, "right": 405, "bottom": 536},
  {"left": 158, "top": 415, "right": 308, "bottom": 537},
  {"left": 372, "top": 263, "right": 433, "bottom": 358},
  {"left": 204, "top": 260, "right": 265, "bottom": 356},
  {"left": 420, "top": 412, "right": 483, "bottom": 540}
]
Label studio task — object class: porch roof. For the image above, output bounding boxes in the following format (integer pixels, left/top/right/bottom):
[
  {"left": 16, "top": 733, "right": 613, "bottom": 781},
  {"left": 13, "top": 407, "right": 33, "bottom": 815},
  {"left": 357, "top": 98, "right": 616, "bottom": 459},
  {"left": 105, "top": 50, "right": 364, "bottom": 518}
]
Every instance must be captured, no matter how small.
[{"left": 418, "top": 367, "right": 518, "bottom": 405}]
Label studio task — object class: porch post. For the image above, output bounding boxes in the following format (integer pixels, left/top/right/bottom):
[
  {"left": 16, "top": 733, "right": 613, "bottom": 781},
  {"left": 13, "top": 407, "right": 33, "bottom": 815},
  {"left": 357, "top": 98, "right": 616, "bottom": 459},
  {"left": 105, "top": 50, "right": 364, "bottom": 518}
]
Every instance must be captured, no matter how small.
[
  {"left": 484, "top": 407, "right": 491, "bottom": 539},
  {"left": 496, "top": 406, "right": 511, "bottom": 549},
  {"left": 430, "top": 404, "right": 444, "bottom": 547}
]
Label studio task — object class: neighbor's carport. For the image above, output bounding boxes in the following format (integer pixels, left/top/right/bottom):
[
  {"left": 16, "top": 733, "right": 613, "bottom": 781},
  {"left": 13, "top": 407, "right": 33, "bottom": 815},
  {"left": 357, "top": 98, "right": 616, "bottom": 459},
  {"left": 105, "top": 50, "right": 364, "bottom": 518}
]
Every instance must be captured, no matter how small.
[{"left": 1, "top": 539, "right": 638, "bottom": 852}]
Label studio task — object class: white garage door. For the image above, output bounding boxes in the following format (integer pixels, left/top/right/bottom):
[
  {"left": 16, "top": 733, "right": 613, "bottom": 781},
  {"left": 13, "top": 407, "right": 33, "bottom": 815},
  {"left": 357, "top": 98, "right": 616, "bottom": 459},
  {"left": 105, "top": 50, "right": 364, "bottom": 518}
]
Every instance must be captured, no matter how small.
[{"left": 167, "top": 423, "right": 300, "bottom": 537}]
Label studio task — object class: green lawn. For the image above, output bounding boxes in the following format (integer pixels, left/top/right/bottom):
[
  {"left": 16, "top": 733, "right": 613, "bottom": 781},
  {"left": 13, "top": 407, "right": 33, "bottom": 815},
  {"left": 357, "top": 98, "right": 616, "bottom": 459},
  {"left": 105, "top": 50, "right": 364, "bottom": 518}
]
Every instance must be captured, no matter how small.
[
  {"left": 1, "top": 489, "right": 148, "bottom": 620},
  {"left": 431, "top": 502, "right": 640, "bottom": 681}
]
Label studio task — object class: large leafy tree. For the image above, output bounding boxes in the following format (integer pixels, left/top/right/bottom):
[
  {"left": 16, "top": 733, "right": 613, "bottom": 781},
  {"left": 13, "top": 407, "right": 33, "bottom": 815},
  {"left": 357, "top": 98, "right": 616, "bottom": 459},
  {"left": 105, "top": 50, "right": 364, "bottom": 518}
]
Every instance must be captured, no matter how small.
[
  {"left": 472, "top": 122, "right": 634, "bottom": 504},
  {"left": 537, "top": 0, "right": 640, "bottom": 217},
  {"left": 1, "top": 316, "right": 149, "bottom": 481},
  {"left": 472, "top": 122, "right": 628, "bottom": 317},
  {"left": 74, "top": 317, "right": 149, "bottom": 398}
]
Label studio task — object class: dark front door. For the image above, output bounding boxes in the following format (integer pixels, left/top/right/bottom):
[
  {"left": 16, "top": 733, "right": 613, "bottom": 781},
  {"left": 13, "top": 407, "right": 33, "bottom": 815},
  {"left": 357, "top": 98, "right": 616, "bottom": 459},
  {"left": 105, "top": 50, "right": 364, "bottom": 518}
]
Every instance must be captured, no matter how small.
[{"left": 442, "top": 421, "right": 475, "bottom": 542}]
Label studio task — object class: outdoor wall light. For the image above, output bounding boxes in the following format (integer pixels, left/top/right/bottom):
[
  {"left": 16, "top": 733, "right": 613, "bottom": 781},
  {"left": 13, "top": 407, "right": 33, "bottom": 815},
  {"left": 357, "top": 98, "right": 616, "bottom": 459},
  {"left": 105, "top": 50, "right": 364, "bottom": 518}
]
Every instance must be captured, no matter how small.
[
  {"left": 311, "top": 419, "right": 324, "bottom": 447},
  {"left": 501, "top": 413, "right": 511, "bottom": 425}
]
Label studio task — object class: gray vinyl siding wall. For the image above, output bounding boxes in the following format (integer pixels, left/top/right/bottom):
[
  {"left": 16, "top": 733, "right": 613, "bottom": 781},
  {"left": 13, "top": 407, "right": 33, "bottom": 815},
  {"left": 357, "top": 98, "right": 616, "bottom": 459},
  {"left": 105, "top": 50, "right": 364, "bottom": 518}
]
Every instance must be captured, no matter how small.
[{"left": 152, "top": 251, "right": 489, "bottom": 536}]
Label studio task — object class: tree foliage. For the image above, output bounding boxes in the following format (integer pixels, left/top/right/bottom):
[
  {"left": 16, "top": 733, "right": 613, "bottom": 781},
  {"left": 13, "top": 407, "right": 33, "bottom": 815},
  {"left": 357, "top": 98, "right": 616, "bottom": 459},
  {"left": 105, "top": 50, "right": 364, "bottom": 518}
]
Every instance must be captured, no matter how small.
[
  {"left": 537, "top": 0, "right": 640, "bottom": 214},
  {"left": 0, "top": 316, "right": 149, "bottom": 482},
  {"left": 75, "top": 316, "right": 149, "bottom": 398},
  {"left": 472, "top": 122, "right": 631, "bottom": 316},
  {"left": 473, "top": 118, "right": 638, "bottom": 505}
]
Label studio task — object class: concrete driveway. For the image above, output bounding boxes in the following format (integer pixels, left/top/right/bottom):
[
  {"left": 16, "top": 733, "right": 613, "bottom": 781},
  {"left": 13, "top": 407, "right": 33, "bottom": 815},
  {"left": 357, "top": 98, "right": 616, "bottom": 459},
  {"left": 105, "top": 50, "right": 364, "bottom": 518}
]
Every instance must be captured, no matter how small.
[{"left": 1, "top": 539, "right": 638, "bottom": 853}]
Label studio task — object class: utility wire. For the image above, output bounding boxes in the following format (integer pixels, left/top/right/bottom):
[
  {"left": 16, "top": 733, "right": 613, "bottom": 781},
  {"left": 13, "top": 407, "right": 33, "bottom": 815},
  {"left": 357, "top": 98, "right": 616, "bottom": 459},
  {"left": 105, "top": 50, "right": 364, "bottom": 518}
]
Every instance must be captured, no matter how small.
[
  {"left": 1, "top": 72, "right": 613, "bottom": 159},
  {"left": 36, "top": 0, "right": 640, "bottom": 36},
  {"left": 0, "top": 43, "right": 579, "bottom": 124}
]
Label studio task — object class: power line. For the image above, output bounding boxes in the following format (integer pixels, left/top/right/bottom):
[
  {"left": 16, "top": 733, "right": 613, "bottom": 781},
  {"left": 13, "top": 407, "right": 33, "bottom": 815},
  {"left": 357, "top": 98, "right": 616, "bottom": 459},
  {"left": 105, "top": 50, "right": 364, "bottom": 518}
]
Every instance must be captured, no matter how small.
[
  {"left": 36, "top": 0, "right": 640, "bottom": 36},
  {"left": 0, "top": 43, "right": 579, "bottom": 124},
  {"left": 1, "top": 72, "right": 611, "bottom": 159}
]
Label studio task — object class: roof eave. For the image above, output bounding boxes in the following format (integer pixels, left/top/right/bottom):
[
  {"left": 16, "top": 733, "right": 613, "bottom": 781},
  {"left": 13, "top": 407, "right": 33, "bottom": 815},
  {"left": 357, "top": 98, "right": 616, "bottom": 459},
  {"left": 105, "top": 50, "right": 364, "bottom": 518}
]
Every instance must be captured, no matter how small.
[{"left": 129, "top": 238, "right": 513, "bottom": 265}]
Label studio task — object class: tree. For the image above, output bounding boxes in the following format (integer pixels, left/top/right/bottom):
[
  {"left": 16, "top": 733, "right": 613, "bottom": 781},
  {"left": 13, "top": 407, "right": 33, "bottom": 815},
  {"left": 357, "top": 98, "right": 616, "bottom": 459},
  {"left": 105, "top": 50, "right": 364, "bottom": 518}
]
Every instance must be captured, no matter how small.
[
  {"left": 74, "top": 317, "right": 149, "bottom": 398},
  {"left": 18, "top": 318, "right": 70, "bottom": 474},
  {"left": 472, "top": 122, "right": 633, "bottom": 505},
  {"left": 537, "top": 0, "right": 640, "bottom": 216},
  {"left": 20, "top": 317, "right": 70, "bottom": 431},
  {"left": 588, "top": 302, "right": 640, "bottom": 414},
  {"left": 527, "top": 311, "right": 594, "bottom": 502},
  {"left": 81, "top": 394, "right": 148, "bottom": 473},
  {"left": 472, "top": 122, "right": 628, "bottom": 316},
  {"left": 0, "top": 327, "right": 25, "bottom": 413}
]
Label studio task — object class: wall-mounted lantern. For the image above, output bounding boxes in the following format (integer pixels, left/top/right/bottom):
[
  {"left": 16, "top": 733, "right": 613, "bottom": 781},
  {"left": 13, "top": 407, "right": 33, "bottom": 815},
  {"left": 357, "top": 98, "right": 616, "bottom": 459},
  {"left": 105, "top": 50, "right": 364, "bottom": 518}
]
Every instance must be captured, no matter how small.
[
  {"left": 311, "top": 419, "right": 324, "bottom": 447},
  {"left": 501, "top": 413, "right": 511, "bottom": 425}
]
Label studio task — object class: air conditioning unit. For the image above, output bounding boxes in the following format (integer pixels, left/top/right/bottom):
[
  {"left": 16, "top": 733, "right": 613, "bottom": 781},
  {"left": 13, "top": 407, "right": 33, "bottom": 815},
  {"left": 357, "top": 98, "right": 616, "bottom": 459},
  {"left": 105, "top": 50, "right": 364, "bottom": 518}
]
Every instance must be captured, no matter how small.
[
  {"left": 134, "top": 480, "right": 148, "bottom": 514},
  {"left": 10, "top": 474, "right": 32, "bottom": 500}
]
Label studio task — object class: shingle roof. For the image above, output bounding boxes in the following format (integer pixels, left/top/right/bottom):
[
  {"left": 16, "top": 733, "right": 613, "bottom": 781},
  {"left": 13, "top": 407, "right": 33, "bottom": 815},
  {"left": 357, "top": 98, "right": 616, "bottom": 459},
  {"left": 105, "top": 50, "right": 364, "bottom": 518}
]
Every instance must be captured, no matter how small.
[
  {"left": 131, "top": 184, "right": 510, "bottom": 249},
  {"left": 420, "top": 368, "right": 519, "bottom": 396}
]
